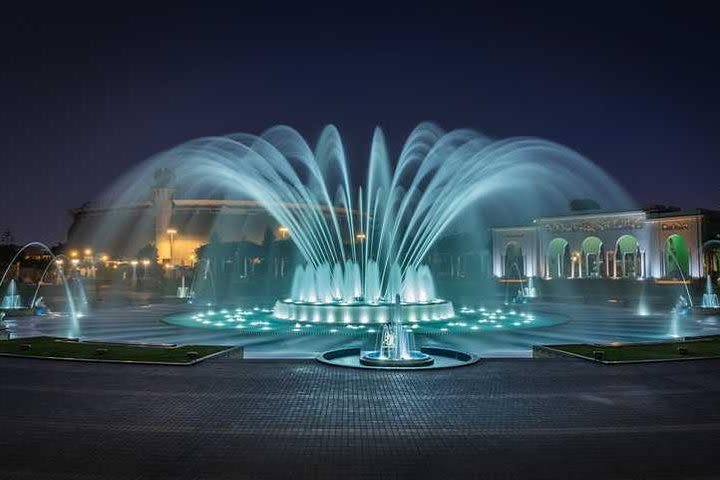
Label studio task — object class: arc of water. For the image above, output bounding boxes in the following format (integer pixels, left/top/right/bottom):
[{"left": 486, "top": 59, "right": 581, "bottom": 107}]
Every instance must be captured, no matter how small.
[
  {"left": 30, "top": 253, "right": 69, "bottom": 308},
  {"left": 669, "top": 248, "right": 694, "bottom": 307},
  {"left": 260, "top": 126, "right": 350, "bottom": 267},
  {"left": 179, "top": 142, "right": 330, "bottom": 268},
  {"left": 108, "top": 121, "right": 635, "bottom": 306},
  {"left": 206, "top": 133, "right": 349, "bottom": 268},
  {"left": 0, "top": 242, "right": 79, "bottom": 333}
]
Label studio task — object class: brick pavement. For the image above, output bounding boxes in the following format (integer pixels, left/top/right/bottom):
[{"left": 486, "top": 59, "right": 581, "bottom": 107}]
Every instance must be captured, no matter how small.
[{"left": 1, "top": 356, "right": 720, "bottom": 478}]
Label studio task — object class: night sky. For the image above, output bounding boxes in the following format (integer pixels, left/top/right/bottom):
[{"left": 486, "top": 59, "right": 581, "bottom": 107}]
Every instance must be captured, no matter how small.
[{"left": 2, "top": 4, "right": 718, "bottom": 244}]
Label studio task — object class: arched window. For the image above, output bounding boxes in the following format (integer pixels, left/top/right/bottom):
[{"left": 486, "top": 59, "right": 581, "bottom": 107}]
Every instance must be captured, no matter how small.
[
  {"left": 546, "top": 238, "right": 569, "bottom": 278},
  {"left": 504, "top": 242, "right": 524, "bottom": 278},
  {"left": 703, "top": 240, "right": 720, "bottom": 281},
  {"left": 616, "top": 235, "right": 640, "bottom": 278},
  {"left": 665, "top": 234, "right": 690, "bottom": 278},
  {"left": 580, "top": 236, "right": 603, "bottom": 278}
]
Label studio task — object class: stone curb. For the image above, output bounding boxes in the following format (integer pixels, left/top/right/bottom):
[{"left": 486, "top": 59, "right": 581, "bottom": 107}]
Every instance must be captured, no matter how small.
[
  {"left": 0, "top": 345, "right": 242, "bottom": 366},
  {"left": 533, "top": 344, "right": 720, "bottom": 365}
]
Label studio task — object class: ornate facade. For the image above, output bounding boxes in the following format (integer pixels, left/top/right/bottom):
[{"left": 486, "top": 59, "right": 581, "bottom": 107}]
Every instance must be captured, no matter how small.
[{"left": 492, "top": 209, "right": 720, "bottom": 280}]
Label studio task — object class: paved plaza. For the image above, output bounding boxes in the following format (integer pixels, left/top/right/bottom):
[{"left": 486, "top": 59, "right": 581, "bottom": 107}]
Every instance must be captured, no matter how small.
[{"left": 1, "top": 354, "right": 720, "bottom": 479}]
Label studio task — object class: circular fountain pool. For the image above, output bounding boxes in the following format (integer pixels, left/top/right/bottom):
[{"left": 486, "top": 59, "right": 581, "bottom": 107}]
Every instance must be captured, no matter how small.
[
  {"left": 162, "top": 304, "right": 566, "bottom": 335},
  {"left": 318, "top": 347, "right": 478, "bottom": 370}
]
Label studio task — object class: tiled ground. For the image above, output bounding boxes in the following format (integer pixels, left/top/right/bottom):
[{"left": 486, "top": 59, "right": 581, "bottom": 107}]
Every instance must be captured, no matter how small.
[{"left": 1, "top": 355, "right": 720, "bottom": 479}]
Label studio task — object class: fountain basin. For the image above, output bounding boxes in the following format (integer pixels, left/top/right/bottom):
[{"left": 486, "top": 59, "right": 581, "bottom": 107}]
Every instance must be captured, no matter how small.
[
  {"left": 359, "top": 349, "right": 434, "bottom": 367},
  {"left": 273, "top": 299, "right": 454, "bottom": 324},
  {"left": 318, "top": 347, "right": 478, "bottom": 370},
  {"left": 692, "top": 306, "right": 720, "bottom": 315}
]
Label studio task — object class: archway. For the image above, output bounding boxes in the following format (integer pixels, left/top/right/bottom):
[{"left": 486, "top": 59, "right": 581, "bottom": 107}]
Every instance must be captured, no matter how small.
[
  {"left": 503, "top": 242, "right": 524, "bottom": 278},
  {"left": 581, "top": 236, "right": 603, "bottom": 278},
  {"left": 704, "top": 240, "right": 720, "bottom": 281},
  {"left": 616, "top": 235, "right": 640, "bottom": 278},
  {"left": 546, "top": 238, "right": 569, "bottom": 278},
  {"left": 665, "top": 234, "right": 690, "bottom": 278}
]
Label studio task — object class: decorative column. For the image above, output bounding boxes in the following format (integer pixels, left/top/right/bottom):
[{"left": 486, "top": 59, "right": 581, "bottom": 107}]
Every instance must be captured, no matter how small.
[
  {"left": 613, "top": 253, "right": 617, "bottom": 278},
  {"left": 641, "top": 250, "right": 646, "bottom": 278},
  {"left": 579, "top": 255, "right": 583, "bottom": 278},
  {"left": 605, "top": 251, "right": 611, "bottom": 277},
  {"left": 558, "top": 254, "right": 562, "bottom": 278}
]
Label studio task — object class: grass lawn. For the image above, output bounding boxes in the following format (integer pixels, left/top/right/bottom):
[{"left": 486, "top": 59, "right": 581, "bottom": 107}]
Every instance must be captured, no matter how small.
[
  {"left": 0, "top": 336, "right": 229, "bottom": 363},
  {"left": 551, "top": 336, "right": 720, "bottom": 362}
]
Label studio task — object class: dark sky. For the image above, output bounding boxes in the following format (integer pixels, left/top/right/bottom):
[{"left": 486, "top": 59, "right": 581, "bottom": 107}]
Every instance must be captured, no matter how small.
[{"left": 1, "top": 4, "right": 718, "bottom": 244}]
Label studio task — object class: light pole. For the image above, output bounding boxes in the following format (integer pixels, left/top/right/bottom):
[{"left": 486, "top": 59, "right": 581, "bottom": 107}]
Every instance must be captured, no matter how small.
[
  {"left": 71, "top": 258, "right": 80, "bottom": 273},
  {"left": 166, "top": 228, "right": 177, "bottom": 264},
  {"left": 130, "top": 260, "right": 138, "bottom": 288},
  {"left": 55, "top": 259, "right": 64, "bottom": 285},
  {"left": 84, "top": 248, "right": 94, "bottom": 278}
]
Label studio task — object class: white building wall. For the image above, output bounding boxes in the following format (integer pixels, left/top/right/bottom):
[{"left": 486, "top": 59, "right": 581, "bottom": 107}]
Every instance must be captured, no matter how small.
[
  {"left": 492, "top": 227, "right": 538, "bottom": 277},
  {"left": 648, "top": 215, "right": 704, "bottom": 278},
  {"left": 493, "top": 211, "right": 710, "bottom": 280}
]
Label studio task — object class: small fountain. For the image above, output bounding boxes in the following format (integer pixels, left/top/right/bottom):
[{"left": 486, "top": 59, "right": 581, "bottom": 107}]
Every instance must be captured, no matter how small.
[
  {"left": 1, "top": 279, "right": 23, "bottom": 309},
  {"left": 701, "top": 276, "right": 719, "bottom": 309},
  {"left": 73, "top": 278, "right": 89, "bottom": 317},
  {"left": 359, "top": 294, "right": 434, "bottom": 367},
  {"left": 177, "top": 276, "right": 190, "bottom": 298},
  {"left": 524, "top": 276, "right": 538, "bottom": 298}
]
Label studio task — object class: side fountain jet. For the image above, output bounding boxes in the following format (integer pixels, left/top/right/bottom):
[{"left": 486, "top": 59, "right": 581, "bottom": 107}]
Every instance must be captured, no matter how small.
[
  {"left": 701, "top": 276, "right": 719, "bottom": 309},
  {"left": 360, "top": 294, "right": 434, "bottom": 367},
  {"left": 1, "top": 279, "right": 23, "bottom": 310}
]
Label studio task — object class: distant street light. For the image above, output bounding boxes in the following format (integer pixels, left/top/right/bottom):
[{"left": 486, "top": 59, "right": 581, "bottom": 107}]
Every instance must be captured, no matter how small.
[{"left": 167, "top": 228, "right": 177, "bottom": 261}]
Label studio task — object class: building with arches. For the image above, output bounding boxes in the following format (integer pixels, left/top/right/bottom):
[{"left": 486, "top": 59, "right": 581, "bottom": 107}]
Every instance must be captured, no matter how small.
[{"left": 492, "top": 208, "right": 720, "bottom": 280}]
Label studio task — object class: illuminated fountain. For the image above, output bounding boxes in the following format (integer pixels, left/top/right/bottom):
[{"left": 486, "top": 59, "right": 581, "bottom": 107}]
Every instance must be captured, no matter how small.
[
  {"left": 177, "top": 276, "right": 191, "bottom": 299},
  {"left": 274, "top": 261, "right": 453, "bottom": 324},
  {"left": 0, "top": 242, "right": 81, "bottom": 335},
  {"left": 1, "top": 279, "right": 22, "bottom": 310},
  {"left": 701, "top": 276, "right": 719, "bottom": 309},
  {"left": 360, "top": 294, "right": 434, "bottom": 367},
  {"left": 100, "top": 122, "right": 632, "bottom": 333}
]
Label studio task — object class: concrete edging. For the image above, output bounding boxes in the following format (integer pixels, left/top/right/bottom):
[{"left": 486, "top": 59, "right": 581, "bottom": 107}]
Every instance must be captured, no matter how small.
[
  {"left": 316, "top": 347, "right": 480, "bottom": 370},
  {"left": 0, "top": 345, "right": 242, "bottom": 366},
  {"left": 533, "top": 344, "right": 720, "bottom": 365}
]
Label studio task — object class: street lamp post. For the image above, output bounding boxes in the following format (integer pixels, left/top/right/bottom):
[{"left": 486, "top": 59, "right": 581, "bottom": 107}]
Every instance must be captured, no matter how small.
[
  {"left": 129, "top": 259, "right": 138, "bottom": 287},
  {"left": 84, "top": 248, "right": 94, "bottom": 278},
  {"left": 55, "top": 259, "right": 64, "bottom": 285},
  {"left": 166, "top": 229, "right": 177, "bottom": 264}
]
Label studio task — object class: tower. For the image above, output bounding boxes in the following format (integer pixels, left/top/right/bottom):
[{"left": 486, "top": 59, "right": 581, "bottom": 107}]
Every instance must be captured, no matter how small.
[{"left": 152, "top": 169, "right": 175, "bottom": 262}]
